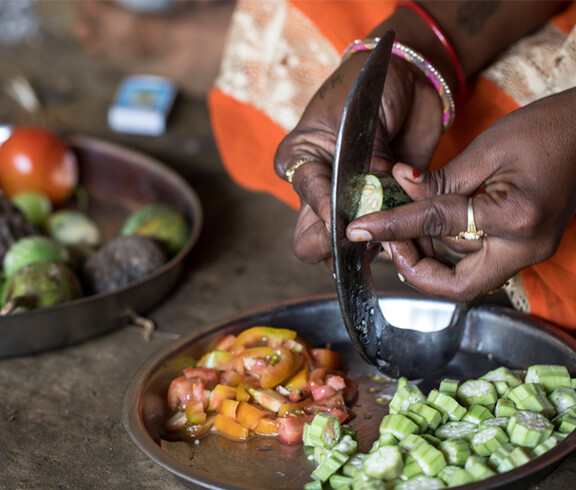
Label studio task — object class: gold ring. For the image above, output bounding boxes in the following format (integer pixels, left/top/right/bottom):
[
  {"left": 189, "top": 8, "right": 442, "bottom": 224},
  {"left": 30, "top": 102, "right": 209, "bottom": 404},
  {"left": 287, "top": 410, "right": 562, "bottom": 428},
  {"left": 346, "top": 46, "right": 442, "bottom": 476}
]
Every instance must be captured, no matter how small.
[
  {"left": 285, "top": 158, "right": 315, "bottom": 184},
  {"left": 455, "top": 197, "right": 487, "bottom": 240}
]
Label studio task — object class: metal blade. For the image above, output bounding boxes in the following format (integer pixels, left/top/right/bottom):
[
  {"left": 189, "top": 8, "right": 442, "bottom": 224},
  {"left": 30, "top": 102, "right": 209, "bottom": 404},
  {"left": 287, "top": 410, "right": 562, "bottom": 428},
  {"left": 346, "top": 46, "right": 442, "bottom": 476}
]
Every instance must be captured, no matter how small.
[
  {"left": 331, "top": 32, "right": 395, "bottom": 368},
  {"left": 331, "top": 31, "right": 467, "bottom": 379}
]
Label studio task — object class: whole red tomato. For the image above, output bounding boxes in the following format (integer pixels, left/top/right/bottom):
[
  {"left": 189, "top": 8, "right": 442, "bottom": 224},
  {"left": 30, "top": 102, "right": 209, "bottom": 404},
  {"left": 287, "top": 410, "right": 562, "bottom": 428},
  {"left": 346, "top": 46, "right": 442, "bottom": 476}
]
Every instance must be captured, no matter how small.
[{"left": 0, "top": 126, "right": 79, "bottom": 204}]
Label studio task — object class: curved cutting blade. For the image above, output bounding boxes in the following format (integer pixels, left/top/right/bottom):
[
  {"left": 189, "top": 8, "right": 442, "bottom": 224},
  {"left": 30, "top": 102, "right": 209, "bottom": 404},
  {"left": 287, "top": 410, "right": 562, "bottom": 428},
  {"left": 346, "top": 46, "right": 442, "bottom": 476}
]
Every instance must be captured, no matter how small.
[
  {"left": 331, "top": 32, "right": 395, "bottom": 368},
  {"left": 330, "top": 32, "right": 466, "bottom": 378}
]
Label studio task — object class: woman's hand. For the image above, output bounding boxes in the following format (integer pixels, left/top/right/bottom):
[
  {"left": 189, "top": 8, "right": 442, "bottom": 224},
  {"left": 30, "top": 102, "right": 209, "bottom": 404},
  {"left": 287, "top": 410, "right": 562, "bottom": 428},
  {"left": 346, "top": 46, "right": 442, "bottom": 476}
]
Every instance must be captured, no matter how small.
[
  {"left": 274, "top": 50, "right": 445, "bottom": 265},
  {"left": 347, "top": 88, "right": 576, "bottom": 301}
]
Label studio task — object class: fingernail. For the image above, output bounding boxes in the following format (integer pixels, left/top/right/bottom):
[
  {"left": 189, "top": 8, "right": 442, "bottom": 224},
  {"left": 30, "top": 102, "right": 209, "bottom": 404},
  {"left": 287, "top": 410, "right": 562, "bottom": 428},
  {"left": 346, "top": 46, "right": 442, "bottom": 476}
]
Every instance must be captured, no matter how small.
[
  {"left": 398, "top": 273, "right": 406, "bottom": 283},
  {"left": 348, "top": 229, "right": 373, "bottom": 242},
  {"left": 412, "top": 169, "right": 421, "bottom": 179},
  {"left": 382, "top": 242, "right": 392, "bottom": 257}
]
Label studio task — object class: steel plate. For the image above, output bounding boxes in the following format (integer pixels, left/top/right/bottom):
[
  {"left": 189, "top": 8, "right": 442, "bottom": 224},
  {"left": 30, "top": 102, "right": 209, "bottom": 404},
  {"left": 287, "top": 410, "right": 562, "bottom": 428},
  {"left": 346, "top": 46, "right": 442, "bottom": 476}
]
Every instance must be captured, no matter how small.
[
  {"left": 123, "top": 293, "right": 576, "bottom": 489},
  {"left": 0, "top": 135, "right": 202, "bottom": 358}
]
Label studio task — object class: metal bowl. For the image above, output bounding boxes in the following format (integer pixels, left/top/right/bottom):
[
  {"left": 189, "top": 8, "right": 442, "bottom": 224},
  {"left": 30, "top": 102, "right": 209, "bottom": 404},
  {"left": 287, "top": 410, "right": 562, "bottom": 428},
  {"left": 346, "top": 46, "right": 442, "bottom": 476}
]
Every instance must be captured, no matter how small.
[
  {"left": 123, "top": 293, "right": 576, "bottom": 489},
  {"left": 0, "top": 135, "right": 202, "bottom": 358}
]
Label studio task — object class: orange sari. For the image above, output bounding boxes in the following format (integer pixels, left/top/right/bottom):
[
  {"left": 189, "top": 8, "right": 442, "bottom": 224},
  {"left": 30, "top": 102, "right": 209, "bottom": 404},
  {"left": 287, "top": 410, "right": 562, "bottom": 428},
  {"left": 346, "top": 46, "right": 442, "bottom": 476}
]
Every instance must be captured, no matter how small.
[{"left": 208, "top": 0, "right": 576, "bottom": 332}]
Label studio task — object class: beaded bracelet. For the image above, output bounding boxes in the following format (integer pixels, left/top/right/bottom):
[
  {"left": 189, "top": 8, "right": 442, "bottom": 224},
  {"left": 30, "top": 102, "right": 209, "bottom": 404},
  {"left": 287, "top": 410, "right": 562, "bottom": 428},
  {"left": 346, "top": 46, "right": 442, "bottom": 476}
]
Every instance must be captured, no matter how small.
[
  {"left": 397, "top": 0, "right": 467, "bottom": 101},
  {"left": 342, "top": 38, "right": 455, "bottom": 131}
]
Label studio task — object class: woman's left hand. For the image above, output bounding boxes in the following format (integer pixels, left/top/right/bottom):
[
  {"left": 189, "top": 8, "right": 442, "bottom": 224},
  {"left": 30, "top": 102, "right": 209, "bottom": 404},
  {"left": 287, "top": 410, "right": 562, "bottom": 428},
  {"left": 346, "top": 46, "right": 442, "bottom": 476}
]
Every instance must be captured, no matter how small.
[{"left": 347, "top": 88, "right": 576, "bottom": 302}]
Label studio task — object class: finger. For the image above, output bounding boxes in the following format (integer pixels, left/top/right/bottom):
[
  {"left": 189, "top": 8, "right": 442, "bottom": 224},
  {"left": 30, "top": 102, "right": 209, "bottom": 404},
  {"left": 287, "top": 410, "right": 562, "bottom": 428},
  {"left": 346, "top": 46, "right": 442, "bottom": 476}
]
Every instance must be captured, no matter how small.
[
  {"left": 388, "top": 238, "right": 515, "bottom": 302},
  {"left": 348, "top": 193, "right": 510, "bottom": 250},
  {"left": 348, "top": 194, "right": 468, "bottom": 242},
  {"left": 293, "top": 203, "right": 332, "bottom": 264},
  {"left": 282, "top": 158, "right": 332, "bottom": 226}
]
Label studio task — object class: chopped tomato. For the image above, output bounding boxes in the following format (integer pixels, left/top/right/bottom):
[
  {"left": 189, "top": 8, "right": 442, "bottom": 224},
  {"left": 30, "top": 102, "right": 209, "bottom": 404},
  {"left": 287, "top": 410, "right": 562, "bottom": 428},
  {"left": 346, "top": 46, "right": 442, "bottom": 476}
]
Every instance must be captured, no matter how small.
[
  {"left": 276, "top": 415, "right": 310, "bottom": 444},
  {"left": 197, "top": 350, "right": 234, "bottom": 371},
  {"left": 164, "top": 326, "right": 354, "bottom": 446},
  {"left": 207, "top": 384, "right": 237, "bottom": 412},
  {"left": 249, "top": 388, "right": 287, "bottom": 413},
  {"left": 231, "top": 326, "right": 297, "bottom": 352},
  {"left": 212, "top": 334, "right": 236, "bottom": 351},
  {"left": 326, "top": 375, "right": 347, "bottom": 391},
  {"left": 214, "top": 414, "right": 249, "bottom": 441},
  {"left": 240, "top": 347, "right": 296, "bottom": 389},
  {"left": 183, "top": 367, "right": 219, "bottom": 389},
  {"left": 310, "top": 348, "right": 342, "bottom": 369},
  {"left": 253, "top": 417, "right": 278, "bottom": 437},
  {"left": 185, "top": 402, "right": 207, "bottom": 424},
  {"left": 236, "top": 401, "right": 266, "bottom": 430},
  {"left": 236, "top": 382, "right": 251, "bottom": 402},
  {"left": 219, "top": 399, "right": 240, "bottom": 419},
  {"left": 311, "top": 383, "right": 337, "bottom": 401},
  {"left": 284, "top": 367, "right": 309, "bottom": 390},
  {"left": 167, "top": 376, "right": 194, "bottom": 411},
  {"left": 184, "top": 414, "right": 216, "bottom": 438}
]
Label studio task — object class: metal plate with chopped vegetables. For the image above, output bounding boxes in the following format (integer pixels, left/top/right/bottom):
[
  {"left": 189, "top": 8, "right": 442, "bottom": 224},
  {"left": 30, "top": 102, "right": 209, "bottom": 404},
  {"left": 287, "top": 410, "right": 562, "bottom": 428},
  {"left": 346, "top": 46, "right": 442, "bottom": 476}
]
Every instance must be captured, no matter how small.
[{"left": 123, "top": 293, "right": 576, "bottom": 489}]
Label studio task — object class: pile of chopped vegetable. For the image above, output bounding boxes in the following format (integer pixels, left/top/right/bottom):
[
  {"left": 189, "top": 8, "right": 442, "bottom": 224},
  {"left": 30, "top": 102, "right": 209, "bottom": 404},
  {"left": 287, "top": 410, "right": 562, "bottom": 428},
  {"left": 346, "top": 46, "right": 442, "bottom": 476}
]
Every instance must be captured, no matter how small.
[
  {"left": 164, "top": 326, "right": 357, "bottom": 444},
  {"left": 303, "top": 364, "right": 576, "bottom": 489}
]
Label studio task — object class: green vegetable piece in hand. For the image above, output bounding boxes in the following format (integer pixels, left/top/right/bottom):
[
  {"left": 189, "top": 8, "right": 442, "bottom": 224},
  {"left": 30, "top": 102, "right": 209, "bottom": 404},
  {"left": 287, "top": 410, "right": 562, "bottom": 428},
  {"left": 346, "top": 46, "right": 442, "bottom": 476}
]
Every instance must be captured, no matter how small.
[
  {"left": 354, "top": 172, "right": 411, "bottom": 219},
  {"left": 11, "top": 191, "right": 52, "bottom": 227},
  {"left": 121, "top": 203, "right": 189, "bottom": 256},
  {"left": 1, "top": 260, "right": 82, "bottom": 313},
  {"left": 3, "top": 235, "right": 69, "bottom": 278}
]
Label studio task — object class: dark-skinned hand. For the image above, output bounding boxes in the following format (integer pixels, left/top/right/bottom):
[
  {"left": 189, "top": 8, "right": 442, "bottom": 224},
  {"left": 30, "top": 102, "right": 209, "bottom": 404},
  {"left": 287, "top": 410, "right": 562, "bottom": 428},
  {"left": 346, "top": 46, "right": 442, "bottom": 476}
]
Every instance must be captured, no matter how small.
[
  {"left": 347, "top": 88, "right": 576, "bottom": 302},
  {"left": 274, "top": 52, "right": 444, "bottom": 265}
]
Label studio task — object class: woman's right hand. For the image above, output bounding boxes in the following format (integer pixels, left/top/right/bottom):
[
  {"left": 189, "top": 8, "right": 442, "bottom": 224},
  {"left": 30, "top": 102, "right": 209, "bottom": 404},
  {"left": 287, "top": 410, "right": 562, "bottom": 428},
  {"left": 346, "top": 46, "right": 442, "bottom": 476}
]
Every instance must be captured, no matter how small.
[{"left": 274, "top": 45, "right": 446, "bottom": 265}]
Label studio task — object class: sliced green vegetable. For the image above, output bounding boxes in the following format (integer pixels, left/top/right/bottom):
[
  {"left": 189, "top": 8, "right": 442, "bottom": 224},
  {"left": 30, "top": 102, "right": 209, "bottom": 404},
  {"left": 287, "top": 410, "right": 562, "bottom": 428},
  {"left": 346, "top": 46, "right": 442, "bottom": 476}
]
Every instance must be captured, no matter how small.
[
  {"left": 438, "top": 379, "right": 459, "bottom": 397},
  {"left": 304, "top": 363, "right": 575, "bottom": 489},
  {"left": 438, "top": 439, "right": 471, "bottom": 467},
  {"left": 395, "top": 475, "right": 446, "bottom": 489},
  {"left": 495, "top": 398, "right": 516, "bottom": 418},
  {"left": 409, "top": 440, "right": 446, "bottom": 477},
  {"left": 533, "top": 435, "right": 560, "bottom": 457},
  {"left": 363, "top": 445, "right": 403, "bottom": 480},
  {"left": 389, "top": 385, "right": 426, "bottom": 414},
  {"left": 379, "top": 414, "right": 419, "bottom": 441},
  {"left": 507, "top": 410, "right": 554, "bottom": 448},
  {"left": 465, "top": 456, "right": 496, "bottom": 481},
  {"left": 406, "top": 402, "right": 442, "bottom": 431},
  {"left": 488, "top": 442, "right": 517, "bottom": 470},
  {"left": 311, "top": 449, "right": 349, "bottom": 482},
  {"left": 305, "top": 413, "right": 342, "bottom": 449},
  {"left": 329, "top": 473, "right": 354, "bottom": 488},
  {"left": 427, "top": 389, "right": 467, "bottom": 421},
  {"left": 463, "top": 404, "right": 493, "bottom": 425},
  {"left": 548, "top": 386, "right": 576, "bottom": 415},
  {"left": 438, "top": 465, "right": 473, "bottom": 486},
  {"left": 341, "top": 454, "right": 367, "bottom": 477},
  {"left": 457, "top": 380, "right": 498, "bottom": 408},
  {"left": 434, "top": 421, "right": 478, "bottom": 442},
  {"left": 354, "top": 172, "right": 411, "bottom": 219},
  {"left": 471, "top": 426, "right": 509, "bottom": 457},
  {"left": 497, "top": 446, "right": 534, "bottom": 473},
  {"left": 508, "top": 383, "right": 555, "bottom": 417},
  {"left": 525, "top": 365, "right": 571, "bottom": 393}
]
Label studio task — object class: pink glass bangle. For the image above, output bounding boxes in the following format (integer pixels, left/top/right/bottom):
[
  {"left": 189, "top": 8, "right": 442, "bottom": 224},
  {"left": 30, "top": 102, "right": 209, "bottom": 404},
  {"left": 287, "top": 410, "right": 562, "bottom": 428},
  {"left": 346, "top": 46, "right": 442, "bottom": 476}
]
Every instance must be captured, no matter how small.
[{"left": 342, "top": 38, "right": 455, "bottom": 131}]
